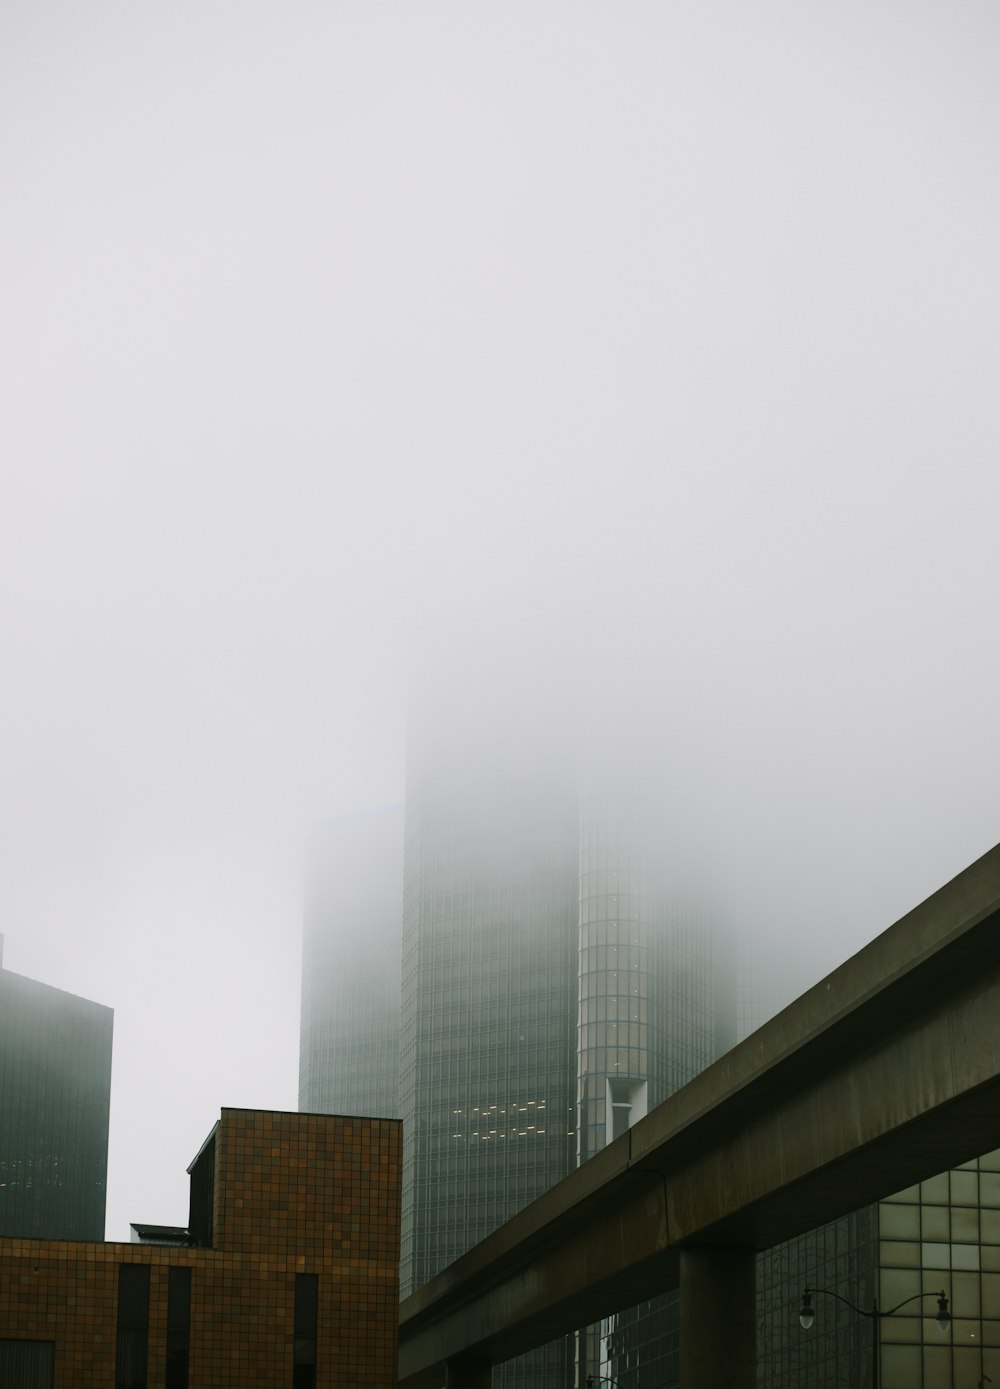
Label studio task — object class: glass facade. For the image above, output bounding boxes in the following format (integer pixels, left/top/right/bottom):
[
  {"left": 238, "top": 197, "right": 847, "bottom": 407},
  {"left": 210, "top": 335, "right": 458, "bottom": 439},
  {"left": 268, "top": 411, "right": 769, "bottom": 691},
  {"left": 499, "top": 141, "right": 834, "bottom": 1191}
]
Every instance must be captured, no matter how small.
[
  {"left": 115, "top": 1264, "right": 151, "bottom": 1389},
  {"left": 0, "top": 952, "right": 113, "bottom": 1241},
  {"left": 395, "top": 705, "right": 727, "bottom": 1389},
  {"left": 399, "top": 668, "right": 585, "bottom": 1389},
  {"left": 758, "top": 1155, "right": 1000, "bottom": 1388},
  {"left": 399, "top": 749, "right": 580, "bottom": 1387},
  {"left": 757, "top": 1207, "right": 878, "bottom": 1386},
  {"left": 876, "top": 1151, "right": 1000, "bottom": 1389},
  {"left": 299, "top": 761, "right": 998, "bottom": 1388},
  {"left": 579, "top": 770, "right": 718, "bottom": 1389},
  {"left": 165, "top": 1266, "right": 191, "bottom": 1389},
  {"left": 747, "top": 956, "right": 1000, "bottom": 1388},
  {"left": 298, "top": 808, "right": 404, "bottom": 1120},
  {"left": 301, "top": 684, "right": 725, "bottom": 1388}
]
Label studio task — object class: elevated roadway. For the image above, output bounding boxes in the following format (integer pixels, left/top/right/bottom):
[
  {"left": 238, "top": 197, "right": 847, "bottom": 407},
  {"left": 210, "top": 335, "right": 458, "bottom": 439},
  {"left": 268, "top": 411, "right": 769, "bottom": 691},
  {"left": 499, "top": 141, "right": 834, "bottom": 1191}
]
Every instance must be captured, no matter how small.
[{"left": 399, "top": 842, "right": 1000, "bottom": 1388}]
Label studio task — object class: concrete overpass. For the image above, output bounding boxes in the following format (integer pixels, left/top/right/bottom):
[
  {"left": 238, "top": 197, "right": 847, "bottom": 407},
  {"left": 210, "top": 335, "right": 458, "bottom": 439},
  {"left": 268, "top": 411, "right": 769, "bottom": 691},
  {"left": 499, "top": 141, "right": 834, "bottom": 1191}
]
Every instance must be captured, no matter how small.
[{"left": 398, "top": 842, "right": 1000, "bottom": 1388}]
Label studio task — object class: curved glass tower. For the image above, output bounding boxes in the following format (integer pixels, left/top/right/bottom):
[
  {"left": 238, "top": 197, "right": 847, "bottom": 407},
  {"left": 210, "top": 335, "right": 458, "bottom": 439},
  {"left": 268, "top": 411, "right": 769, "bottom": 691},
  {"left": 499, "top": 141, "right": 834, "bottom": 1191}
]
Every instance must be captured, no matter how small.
[
  {"left": 576, "top": 767, "right": 718, "bottom": 1388},
  {"left": 576, "top": 769, "right": 715, "bottom": 1164}
]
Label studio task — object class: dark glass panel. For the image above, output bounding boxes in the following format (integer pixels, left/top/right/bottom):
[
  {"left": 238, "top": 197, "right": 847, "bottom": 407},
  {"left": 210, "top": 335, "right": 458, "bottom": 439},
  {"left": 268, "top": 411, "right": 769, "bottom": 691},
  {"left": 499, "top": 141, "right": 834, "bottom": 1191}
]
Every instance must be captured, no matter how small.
[{"left": 116, "top": 1265, "right": 150, "bottom": 1389}]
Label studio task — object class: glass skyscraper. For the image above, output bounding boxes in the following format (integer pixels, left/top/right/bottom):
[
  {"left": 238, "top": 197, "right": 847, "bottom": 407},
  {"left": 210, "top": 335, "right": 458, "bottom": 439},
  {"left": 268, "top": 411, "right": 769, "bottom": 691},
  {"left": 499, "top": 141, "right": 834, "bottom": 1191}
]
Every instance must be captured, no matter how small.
[
  {"left": 299, "top": 808, "right": 404, "bottom": 1120},
  {"left": 301, "top": 675, "right": 727, "bottom": 1388},
  {"left": 399, "top": 674, "right": 726, "bottom": 1386},
  {"left": 302, "top": 740, "right": 1000, "bottom": 1388},
  {"left": 576, "top": 765, "right": 721, "bottom": 1388},
  {"left": 398, "top": 725, "right": 581, "bottom": 1385},
  {"left": 0, "top": 936, "right": 114, "bottom": 1240}
]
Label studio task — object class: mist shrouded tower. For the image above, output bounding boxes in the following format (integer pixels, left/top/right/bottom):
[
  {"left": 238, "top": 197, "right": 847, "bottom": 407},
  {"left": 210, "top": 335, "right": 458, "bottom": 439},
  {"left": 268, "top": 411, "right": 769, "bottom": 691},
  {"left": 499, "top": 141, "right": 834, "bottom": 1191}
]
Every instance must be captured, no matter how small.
[
  {"left": 398, "top": 684, "right": 580, "bottom": 1384},
  {"left": 396, "top": 659, "right": 726, "bottom": 1388},
  {"left": 300, "top": 635, "right": 731, "bottom": 1387},
  {"left": 576, "top": 762, "right": 716, "bottom": 1164},
  {"left": 299, "top": 808, "right": 404, "bottom": 1119},
  {"left": 576, "top": 760, "right": 720, "bottom": 1387}
]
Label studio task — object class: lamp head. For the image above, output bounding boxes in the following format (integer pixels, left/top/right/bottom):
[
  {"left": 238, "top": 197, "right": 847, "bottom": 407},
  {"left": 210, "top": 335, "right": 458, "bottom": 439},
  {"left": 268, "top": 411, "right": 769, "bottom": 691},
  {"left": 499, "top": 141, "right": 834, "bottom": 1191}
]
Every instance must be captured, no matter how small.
[
  {"left": 799, "top": 1289, "right": 815, "bottom": 1331},
  {"left": 936, "top": 1292, "right": 951, "bottom": 1334}
]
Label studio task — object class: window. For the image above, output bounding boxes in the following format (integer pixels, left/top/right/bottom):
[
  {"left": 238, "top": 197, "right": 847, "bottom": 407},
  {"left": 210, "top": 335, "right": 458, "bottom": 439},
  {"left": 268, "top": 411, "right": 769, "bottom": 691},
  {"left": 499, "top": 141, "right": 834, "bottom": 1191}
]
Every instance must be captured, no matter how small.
[
  {"left": 166, "top": 1267, "right": 191, "bottom": 1389},
  {"left": 0, "top": 1339, "right": 55, "bottom": 1389},
  {"left": 293, "top": 1274, "right": 318, "bottom": 1389},
  {"left": 115, "top": 1265, "right": 150, "bottom": 1389}
]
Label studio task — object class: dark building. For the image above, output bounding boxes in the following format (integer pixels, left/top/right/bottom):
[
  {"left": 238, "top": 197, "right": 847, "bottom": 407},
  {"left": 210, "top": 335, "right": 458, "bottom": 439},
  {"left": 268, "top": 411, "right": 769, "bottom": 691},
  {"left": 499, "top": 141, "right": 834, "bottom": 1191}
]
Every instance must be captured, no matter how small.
[
  {"left": 0, "top": 1107, "right": 402, "bottom": 1389},
  {"left": 735, "top": 934, "right": 1000, "bottom": 1387},
  {"left": 398, "top": 680, "right": 723, "bottom": 1387},
  {"left": 399, "top": 722, "right": 580, "bottom": 1309},
  {"left": 299, "top": 808, "right": 404, "bottom": 1120},
  {"left": 399, "top": 724, "right": 582, "bottom": 1386},
  {"left": 300, "top": 744, "right": 1000, "bottom": 1389},
  {"left": 300, "top": 667, "right": 727, "bottom": 1387},
  {"left": 0, "top": 937, "right": 113, "bottom": 1240},
  {"left": 755, "top": 1156, "right": 1000, "bottom": 1388}
]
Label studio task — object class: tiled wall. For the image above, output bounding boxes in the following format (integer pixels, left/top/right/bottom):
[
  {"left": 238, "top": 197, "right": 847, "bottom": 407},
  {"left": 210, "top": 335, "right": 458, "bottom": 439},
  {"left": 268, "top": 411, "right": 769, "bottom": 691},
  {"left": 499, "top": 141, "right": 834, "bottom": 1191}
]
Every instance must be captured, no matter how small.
[{"left": 0, "top": 1109, "right": 401, "bottom": 1388}]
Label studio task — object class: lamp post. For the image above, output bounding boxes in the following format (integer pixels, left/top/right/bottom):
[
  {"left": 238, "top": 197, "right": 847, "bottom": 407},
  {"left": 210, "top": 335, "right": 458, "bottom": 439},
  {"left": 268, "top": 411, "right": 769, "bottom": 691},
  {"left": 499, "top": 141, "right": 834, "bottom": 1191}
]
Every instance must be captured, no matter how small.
[
  {"left": 586, "top": 1377, "right": 627, "bottom": 1388},
  {"left": 799, "top": 1285, "right": 951, "bottom": 1389}
]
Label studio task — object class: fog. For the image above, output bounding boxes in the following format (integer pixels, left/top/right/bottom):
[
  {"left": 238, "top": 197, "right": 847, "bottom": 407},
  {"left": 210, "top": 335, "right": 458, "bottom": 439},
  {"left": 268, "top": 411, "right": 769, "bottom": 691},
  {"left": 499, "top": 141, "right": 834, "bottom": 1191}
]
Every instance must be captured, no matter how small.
[{"left": 2, "top": 1, "right": 998, "bottom": 1240}]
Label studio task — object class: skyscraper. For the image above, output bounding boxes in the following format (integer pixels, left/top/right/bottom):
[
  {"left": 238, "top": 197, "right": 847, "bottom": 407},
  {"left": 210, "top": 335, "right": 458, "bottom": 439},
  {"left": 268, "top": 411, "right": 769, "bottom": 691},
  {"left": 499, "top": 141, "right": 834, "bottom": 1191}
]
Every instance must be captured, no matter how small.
[
  {"left": 398, "top": 716, "right": 581, "bottom": 1389},
  {"left": 302, "top": 662, "right": 726, "bottom": 1387},
  {"left": 399, "top": 728, "right": 725, "bottom": 1385},
  {"left": 299, "top": 808, "right": 404, "bottom": 1120},
  {"left": 303, "top": 710, "right": 1000, "bottom": 1388},
  {"left": 575, "top": 761, "right": 724, "bottom": 1388},
  {"left": 0, "top": 936, "right": 114, "bottom": 1240}
]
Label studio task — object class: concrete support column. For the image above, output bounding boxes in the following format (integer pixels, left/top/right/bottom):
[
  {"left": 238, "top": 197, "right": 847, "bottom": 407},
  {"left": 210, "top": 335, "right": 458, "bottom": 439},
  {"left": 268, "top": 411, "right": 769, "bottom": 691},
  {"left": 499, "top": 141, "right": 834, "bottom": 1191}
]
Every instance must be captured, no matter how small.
[
  {"left": 444, "top": 1357, "right": 491, "bottom": 1388},
  {"left": 679, "top": 1245, "right": 756, "bottom": 1389}
]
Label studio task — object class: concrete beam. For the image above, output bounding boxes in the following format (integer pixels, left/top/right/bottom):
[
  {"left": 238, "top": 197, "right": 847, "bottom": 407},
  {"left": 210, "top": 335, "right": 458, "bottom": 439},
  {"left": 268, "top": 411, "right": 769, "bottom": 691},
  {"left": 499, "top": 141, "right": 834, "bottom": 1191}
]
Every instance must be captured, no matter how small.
[
  {"left": 444, "top": 1358, "right": 491, "bottom": 1388},
  {"left": 399, "top": 844, "right": 1000, "bottom": 1387},
  {"left": 679, "top": 1247, "right": 756, "bottom": 1388}
]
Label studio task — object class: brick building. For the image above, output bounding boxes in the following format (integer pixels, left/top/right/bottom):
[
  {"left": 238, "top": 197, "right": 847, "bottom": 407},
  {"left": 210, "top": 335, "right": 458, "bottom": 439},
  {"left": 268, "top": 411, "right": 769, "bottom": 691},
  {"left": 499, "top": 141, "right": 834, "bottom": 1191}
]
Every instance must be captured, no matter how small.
[{"left": 0, "top": 1108, "right": 401, "bottom": 1388}]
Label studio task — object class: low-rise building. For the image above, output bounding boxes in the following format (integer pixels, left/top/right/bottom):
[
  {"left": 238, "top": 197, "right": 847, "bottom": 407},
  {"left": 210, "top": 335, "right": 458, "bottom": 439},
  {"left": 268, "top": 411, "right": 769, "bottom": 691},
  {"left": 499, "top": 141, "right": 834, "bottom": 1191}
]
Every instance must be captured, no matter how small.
[{"left": 0, "top": 1107, "right": 401, "bottom": 1389}]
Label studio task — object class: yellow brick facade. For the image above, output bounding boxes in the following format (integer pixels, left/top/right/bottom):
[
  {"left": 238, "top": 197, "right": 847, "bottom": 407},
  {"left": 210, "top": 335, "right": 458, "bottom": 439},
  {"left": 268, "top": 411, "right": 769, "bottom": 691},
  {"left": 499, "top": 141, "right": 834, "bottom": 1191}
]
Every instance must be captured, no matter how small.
[{"left": 0, "top": 1109, "right": 401, "bottom": 1388}]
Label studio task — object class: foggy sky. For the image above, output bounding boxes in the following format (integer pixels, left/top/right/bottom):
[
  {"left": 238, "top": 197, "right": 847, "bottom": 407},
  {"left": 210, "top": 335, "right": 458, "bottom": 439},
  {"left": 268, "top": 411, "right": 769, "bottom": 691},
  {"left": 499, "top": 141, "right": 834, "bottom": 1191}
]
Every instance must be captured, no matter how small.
[{"left": 2, "top": 1, "right": 999, "bottom": 1240}]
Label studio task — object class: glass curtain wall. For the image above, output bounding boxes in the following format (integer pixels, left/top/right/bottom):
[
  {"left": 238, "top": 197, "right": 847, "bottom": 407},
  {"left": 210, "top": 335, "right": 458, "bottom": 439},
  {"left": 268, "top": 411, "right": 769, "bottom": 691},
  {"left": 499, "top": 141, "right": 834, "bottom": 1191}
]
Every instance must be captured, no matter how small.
[
  {"left": 577, "top": 768, "right": 717, "bottom": 1389},
  {"left": 399, "top": 741, "right": 580, "bottom": 1389},
  {"left": 0, "top": 964, "right": 113, "bottom": 1241},
  {"left": 756, "top": 1153, "right": 1000, "bottom": 1387},
  {"left": 877, "top": 1150, "right": 1000, "bottom": 1389},
  {"left": 299, "top": 809, "right": 404, "bottom": 1121}
]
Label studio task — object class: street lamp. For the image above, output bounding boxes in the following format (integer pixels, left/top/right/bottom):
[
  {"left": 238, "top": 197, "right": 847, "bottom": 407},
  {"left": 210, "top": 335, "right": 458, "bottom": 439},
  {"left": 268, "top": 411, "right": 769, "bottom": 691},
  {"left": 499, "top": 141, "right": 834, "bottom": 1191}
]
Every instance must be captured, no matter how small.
[
  {"left": 586, "top": 1376, "right": 628, "bottom": 1388},
  {"left": 799, "top": 1284, "right": 950, "bottom": 1389}
]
